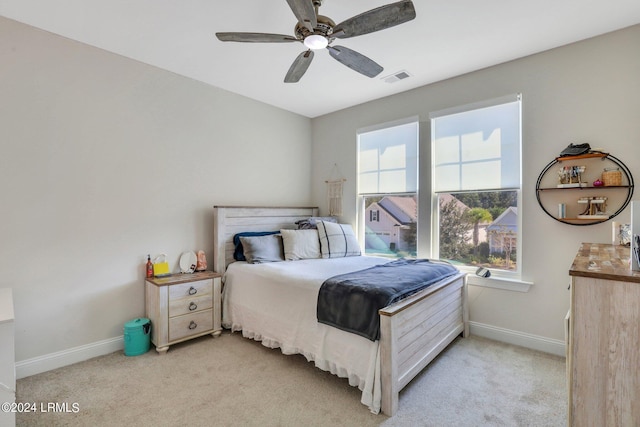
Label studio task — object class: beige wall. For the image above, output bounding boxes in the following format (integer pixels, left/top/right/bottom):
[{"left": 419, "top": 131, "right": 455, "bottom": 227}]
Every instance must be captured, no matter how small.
[
  {"left": 0, "top": 17, "right": 312, "bottom": 363},
  {"left": 2, "top": 13, "right": 638, "bottom": 369},
  {"left": 310, "top": 25, "right": 640, "bottom": 344}
]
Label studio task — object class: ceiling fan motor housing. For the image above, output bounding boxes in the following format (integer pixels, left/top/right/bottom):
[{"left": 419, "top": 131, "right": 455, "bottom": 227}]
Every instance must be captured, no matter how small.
[{"left": 295, "top": 14, "right": 335, "bottom": 41}]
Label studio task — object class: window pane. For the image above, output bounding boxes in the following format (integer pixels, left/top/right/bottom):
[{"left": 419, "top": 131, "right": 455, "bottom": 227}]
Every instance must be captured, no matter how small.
[
  {"left": 438, "top": 191, "right": 518, "bottom": 272},
  {"left": 379, "top": 170, "right": 407, "bottom": 193},
  {"left": 359, "top": 148, "right": 379, "bottom": 173},
  {"left": 432, "top": 99, "right": 520, "bottom": 192},
  {"left": 358, "top": 121, "right": 418, "bottom": 194},
  {"left": 364, "top": 194, "right": 417, "bottom": 259},
  {"left": 462, "top": 160, "right": 502, "bottom": 189}
]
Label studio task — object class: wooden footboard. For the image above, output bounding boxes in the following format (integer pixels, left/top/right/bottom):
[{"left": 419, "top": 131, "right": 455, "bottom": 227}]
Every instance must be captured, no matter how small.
[{"left": 379, "top": 272, "right": 468, "bottom": 416}]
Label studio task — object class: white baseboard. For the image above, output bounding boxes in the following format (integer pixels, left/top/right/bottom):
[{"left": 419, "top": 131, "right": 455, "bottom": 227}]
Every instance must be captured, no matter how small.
[
  {"left": 15, "top": 322, "right": 565, "bottom": 379},
  {"left": 16, "top": 336, "right": 123, "bottom": 379},
  {"left": 469, "top": 321, "right": 566, "bottom": 357}
]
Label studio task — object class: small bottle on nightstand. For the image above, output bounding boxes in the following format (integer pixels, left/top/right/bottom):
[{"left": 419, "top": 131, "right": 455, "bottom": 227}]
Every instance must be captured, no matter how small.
[{"left": 146, "top": 255, "right": 153, "bottom": 278}]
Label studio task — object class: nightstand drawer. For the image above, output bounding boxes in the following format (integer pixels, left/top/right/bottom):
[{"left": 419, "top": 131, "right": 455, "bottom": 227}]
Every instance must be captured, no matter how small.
[
  {"left": 169, "top": 309, "right": 213, "bottom": 342},
  {"left": 169, "top": 293, "right": 212, "bottom": 317},
  {"left": 168, "top": 279, "right": 212, "bottom": 300}
]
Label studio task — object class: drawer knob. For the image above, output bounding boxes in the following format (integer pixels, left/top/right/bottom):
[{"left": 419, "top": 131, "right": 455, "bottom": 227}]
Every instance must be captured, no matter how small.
[
  {"left": 188, "top": 286, "right": 197, "bottom": 295},
  {"left": 189, "top": 302, "right": 198, "bottom": 311},
  {"left": 188, "top": 321, "right": 197, "bottom": 330}
]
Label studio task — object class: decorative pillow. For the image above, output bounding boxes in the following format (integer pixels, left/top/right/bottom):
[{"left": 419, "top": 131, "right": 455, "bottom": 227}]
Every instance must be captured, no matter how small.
[
  {"left": 317, "top": 221, "right": 361, "bottom": 258},
  {"left": 233, "top": 231, "right": 279, "bottom": 261},
  {"left": 296, "top": 216, "right": 338, "bottom": 230},
  {"left": 280, "top": 229, "right": 321, "bottom": 260},
  {"left": 239, "top": 235, "right": 284, "bottom": 264}
]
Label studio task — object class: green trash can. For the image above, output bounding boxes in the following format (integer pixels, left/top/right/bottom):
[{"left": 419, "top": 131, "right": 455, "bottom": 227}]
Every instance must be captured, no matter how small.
[{"left": 123, "top": 318, "right": 151, "bottom": 356}]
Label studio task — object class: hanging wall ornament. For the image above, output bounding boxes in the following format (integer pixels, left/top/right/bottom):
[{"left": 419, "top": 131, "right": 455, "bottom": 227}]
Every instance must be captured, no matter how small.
[{"left": 325, "top": 163, "right": 346, "bottom": 216}]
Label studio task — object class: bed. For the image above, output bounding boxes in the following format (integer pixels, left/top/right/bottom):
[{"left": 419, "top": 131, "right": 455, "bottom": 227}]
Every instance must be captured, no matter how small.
[{"left": 213, "top": 206, "right": 468, "bottom": 416}]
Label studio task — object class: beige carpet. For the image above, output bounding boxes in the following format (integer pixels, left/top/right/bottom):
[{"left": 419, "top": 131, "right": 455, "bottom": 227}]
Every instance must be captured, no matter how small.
[{"left": 16, "top": 332, "right": 566, "bottom": 426}]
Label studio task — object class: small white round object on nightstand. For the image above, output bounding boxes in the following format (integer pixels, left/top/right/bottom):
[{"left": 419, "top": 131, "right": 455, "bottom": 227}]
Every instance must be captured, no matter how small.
[{"left": 179, "top": 251, "right": 197, "bottom": 273}]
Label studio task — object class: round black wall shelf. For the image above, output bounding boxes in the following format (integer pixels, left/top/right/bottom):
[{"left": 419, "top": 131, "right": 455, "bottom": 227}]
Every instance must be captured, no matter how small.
[{"left": 536, "top": 152, "right": 634, "bottom": 226}]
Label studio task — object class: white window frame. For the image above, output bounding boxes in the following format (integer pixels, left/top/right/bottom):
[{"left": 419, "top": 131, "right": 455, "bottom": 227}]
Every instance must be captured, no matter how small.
[{"left": 429, "top": 95, "right": 532, "bottom": 291}]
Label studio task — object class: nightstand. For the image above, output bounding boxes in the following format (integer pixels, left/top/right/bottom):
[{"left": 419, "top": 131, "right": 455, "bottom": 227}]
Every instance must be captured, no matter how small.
[{"left": 145, "top": 271, "right": 222, "bottom": 354}]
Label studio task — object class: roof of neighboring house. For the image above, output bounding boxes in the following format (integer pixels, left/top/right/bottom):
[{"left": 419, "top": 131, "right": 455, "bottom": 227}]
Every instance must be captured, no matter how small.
[
  {"left": 378, "top": 196, "right": 417, "bottom": 224},
  {"left": 368, "top": 194, "right": 472, "bottom": 225},
  {"left": 486, "top": 207, "right": 518, "bottom": 232},
  {"left": 438, "top": 193, "right": 469, "bottom": 212}
]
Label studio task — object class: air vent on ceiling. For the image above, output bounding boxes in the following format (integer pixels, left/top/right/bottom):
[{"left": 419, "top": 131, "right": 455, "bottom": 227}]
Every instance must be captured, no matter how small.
[{"left": 382, "top": 70, "right": 412, "bottom": 83}]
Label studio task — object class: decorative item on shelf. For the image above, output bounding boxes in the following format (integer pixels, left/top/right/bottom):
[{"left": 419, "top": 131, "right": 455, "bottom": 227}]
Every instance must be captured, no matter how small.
[
  {"left": 577, "top": 196, "right": 608, "bottom": 219},
  {"left": 559, "top": 142, "right": 591, "bottom": 157},
  {"left": 602, "top": 168, "right": 622, "bottom": 186},
  {"left": 196, "top": 250, "right": 207, "bottom": 271},
  {"left": 558, "top": 165, "right": 587, "bottom": 188},
  {"left": 593, "top": 179, "right": 604, "bottom": 187},
  {"left": 558, "top": 203, "right": 566, "bottom": 219},
  {"left": 152, "top": 254, "right": 170, "bottom": 277}
]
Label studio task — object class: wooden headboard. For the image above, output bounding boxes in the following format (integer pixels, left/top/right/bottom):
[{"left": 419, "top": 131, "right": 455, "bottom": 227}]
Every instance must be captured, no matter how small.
[{"left": 212, "top": 206, "right": 319, "bottom": 273}]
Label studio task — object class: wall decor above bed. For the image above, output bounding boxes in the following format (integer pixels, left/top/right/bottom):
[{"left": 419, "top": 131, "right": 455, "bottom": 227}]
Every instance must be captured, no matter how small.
[
  {"left": 325, "top": 163, "right": 346, "bottom": 216},
  {"left": 213, "top": 206, "right": 468, "bottom": 416}
]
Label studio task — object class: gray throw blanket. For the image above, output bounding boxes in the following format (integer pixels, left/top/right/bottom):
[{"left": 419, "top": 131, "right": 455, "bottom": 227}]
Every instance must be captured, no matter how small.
[{"left": 317, "top": 259, "right": 459, "bottom": 341}]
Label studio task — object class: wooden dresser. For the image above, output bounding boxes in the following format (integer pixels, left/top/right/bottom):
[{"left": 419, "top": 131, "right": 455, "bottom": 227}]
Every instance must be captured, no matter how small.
[
  {"left": 145, "top": 271, "right": 222, "bottom": 354},
  {"left": 568, "top": 243, "right": 640, "bottom": 426}
]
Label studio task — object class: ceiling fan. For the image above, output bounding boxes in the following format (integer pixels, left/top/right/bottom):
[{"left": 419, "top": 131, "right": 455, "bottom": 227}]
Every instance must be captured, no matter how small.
[{"left": 216, "top": 0, "right": 416, "bottom": 83}]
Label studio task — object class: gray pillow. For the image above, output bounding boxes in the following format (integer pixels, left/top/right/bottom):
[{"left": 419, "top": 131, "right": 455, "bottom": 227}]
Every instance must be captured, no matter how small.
[
  {"left": 239, "top": 235, "right": 285, "bottom": 264},
  {"left": 296, "top": 216, "right": 338, "bottom": 229}
]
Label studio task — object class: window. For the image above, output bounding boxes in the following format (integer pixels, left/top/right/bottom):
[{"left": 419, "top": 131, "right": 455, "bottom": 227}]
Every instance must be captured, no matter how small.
[
  {"left": 430, "top": 95, "right": 522, "bottom": 276},
  {"left": 358, "top": 118, "right": 418, "bottom": 258}
]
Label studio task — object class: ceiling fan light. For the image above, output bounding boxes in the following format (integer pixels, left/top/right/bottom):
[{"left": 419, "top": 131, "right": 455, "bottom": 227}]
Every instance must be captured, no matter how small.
[{"left": 304, "top": 34, "right": 328, "bottom": 50}]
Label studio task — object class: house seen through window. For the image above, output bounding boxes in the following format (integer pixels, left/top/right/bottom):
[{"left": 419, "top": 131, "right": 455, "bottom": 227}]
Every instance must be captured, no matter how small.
[
  {"left": 431, "top": 95, "right": 522, "bottom": 275},
  {"left": 357, "top": 118, "right": 418, "bottom": 259}
]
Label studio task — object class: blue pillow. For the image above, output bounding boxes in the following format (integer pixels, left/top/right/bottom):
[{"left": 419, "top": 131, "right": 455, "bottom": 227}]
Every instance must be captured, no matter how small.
[{"left": 233, "top": 231, "right": 280, "bottom": 261}]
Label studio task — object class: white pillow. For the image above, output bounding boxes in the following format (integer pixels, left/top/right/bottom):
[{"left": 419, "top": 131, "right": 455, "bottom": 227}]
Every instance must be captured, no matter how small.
[
  {"left": 317, "top": 221, "right": 361, "bottom": 258},
  {"left": 280, "top": 229, "right": 321, "bottom": 260}
]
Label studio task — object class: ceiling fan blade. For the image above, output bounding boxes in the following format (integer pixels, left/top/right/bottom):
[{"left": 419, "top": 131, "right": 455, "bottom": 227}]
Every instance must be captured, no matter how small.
[
  {"left": 333, "top": 0, "right": 416, "bottom": 39},
  {"left": 216, "top": 32, "right": 299, "bottom": 43},
  {"left": 284, "top": 50, "right": 314, "bottom": 83},
  {"left": 286, "top": 0, "right": 317, "bottom": 31},
  {"left": 327, "top": 45, "right": 383, "bottom": 78}
]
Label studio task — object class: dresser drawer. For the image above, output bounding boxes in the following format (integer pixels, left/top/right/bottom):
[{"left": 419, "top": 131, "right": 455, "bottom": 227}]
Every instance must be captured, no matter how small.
[
  {"left": 169, "top": 293, "right": 213, "bottom": 317},
  {"left": 168, "top": 279, "right": 212, "bottom": 300},
  {"left": 169, "top": 309, "right": 213, "bottom": 342}
]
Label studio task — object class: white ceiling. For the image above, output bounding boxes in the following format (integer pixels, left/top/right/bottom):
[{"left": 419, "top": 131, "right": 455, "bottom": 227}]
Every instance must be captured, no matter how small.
[{"left": 2, "top": 0, "right": 640, "bottom": 118}]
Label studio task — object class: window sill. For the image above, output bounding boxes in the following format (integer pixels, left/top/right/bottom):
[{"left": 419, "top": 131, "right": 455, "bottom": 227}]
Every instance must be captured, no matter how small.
[{"left": 465, "top": 274, "right": 533, "bottom": 292}]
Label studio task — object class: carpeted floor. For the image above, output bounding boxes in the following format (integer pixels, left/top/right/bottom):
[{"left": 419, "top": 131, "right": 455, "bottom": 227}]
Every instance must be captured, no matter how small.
[{"left": 16, "top": 332, "right": 567, "bottom": 426}]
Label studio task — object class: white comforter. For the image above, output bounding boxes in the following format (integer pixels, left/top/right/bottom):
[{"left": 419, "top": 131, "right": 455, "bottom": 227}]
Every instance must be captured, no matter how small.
[{"left": 222, "top": 256, "right": 390, "bottom": 414}]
